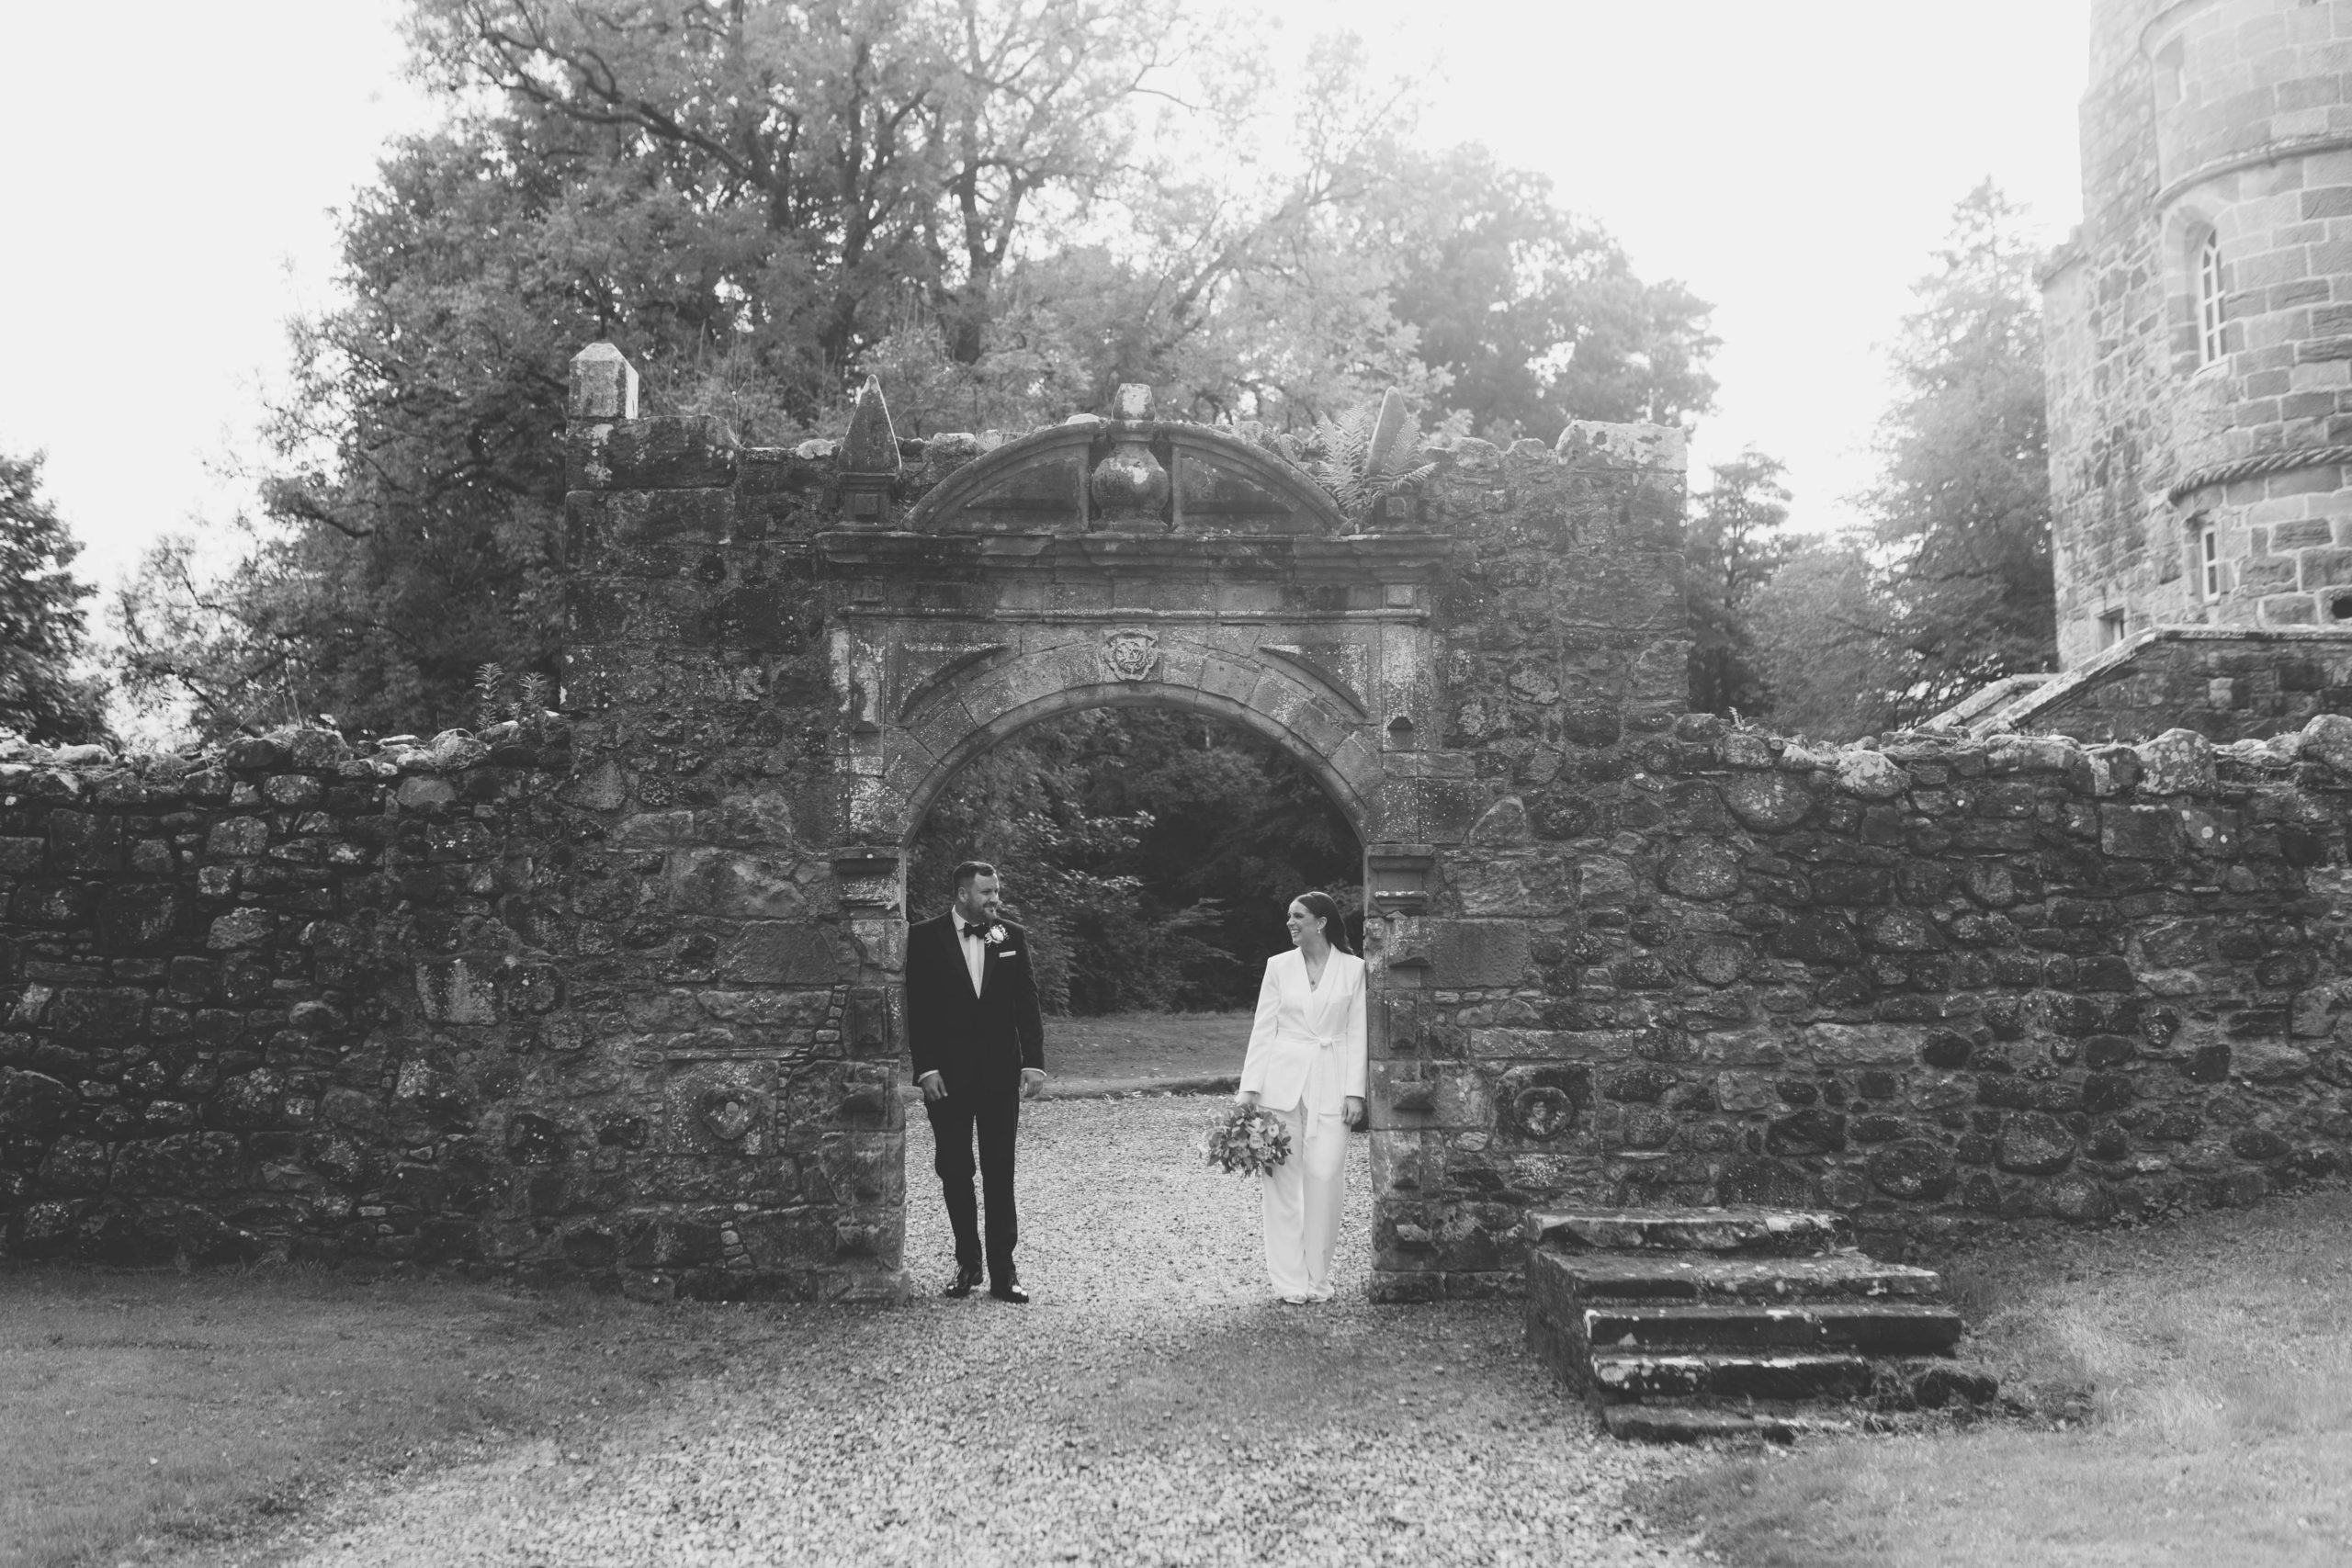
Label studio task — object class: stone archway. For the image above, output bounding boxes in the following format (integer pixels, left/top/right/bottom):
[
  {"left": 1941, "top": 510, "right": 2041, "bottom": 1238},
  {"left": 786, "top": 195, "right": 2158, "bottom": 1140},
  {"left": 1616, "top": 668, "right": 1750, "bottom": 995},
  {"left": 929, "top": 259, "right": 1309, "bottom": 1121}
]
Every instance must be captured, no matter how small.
[
  {"left": 560, "top": 346, "right": 1691, "bottom": 1303},
  {"left": 897, "top": 679, "right": 1376, "bottom": 847},
  {"left": 816, "top": 402, "right": 1448, "bottom": 1299}
]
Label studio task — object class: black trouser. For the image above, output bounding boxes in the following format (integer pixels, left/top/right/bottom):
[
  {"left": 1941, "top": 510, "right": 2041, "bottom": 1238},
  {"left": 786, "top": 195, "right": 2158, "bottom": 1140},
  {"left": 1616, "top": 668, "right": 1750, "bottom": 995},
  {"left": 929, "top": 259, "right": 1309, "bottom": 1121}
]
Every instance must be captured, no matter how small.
[{"left": 924, "top": 1076, "right": 1021, "bottom": 1280}]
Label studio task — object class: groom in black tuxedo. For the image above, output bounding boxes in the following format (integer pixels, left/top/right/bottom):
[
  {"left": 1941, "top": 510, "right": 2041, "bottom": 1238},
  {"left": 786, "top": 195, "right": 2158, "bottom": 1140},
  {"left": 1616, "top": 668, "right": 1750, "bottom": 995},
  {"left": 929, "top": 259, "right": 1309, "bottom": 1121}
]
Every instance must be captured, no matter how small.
[{"left": 906, "top": 861, "right": 1046, "bottom": 1302}]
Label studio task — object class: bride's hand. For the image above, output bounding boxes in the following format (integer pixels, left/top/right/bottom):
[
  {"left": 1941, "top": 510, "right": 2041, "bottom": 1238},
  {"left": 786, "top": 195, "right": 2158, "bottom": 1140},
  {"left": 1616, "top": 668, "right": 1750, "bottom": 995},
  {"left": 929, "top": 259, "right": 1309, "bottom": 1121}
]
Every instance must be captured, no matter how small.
[
  {"left": 1237, "top": 1090, "right": 1260, "bottom": 1110},
  {"left": 1344, "top": 1096, "right": 1365, "bottom": 1129}
]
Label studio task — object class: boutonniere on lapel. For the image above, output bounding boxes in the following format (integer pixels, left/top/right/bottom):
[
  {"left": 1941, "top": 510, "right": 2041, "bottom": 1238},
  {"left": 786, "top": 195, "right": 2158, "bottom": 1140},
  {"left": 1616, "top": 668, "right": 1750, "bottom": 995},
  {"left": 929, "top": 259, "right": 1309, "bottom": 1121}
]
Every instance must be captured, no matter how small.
[{"left": 985, "top": 924, "right": 1008, "bottom": 946}]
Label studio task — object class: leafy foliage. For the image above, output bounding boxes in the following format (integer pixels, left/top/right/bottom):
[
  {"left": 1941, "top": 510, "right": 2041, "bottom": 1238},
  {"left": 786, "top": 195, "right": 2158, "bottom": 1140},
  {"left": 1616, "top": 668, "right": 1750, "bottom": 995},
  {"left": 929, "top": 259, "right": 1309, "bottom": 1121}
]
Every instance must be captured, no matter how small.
[
  {"left": 1375, "top": 143, "right": 1717, "bottom": 440},
  {"left": 113, "top": 3, "right": 1717, "bottom": 738},
  {"left": 1865, "top": 182, "right": 2057, "bottom": 719},
  {"left": 0, "top": 451, "right": 107, "bottom": 744},
  {"left": 910, "top": 708, "right": 1359, "bottom": 1014},
  {"left": 1685, "top": 450, "right": 1798, "bottom": 719},
  {"left": 1745, "top": 537, "right": 1908, "bottom": 742},
  {"left": 1733, "top": 184, "right": 2057, "bottom": 741}
]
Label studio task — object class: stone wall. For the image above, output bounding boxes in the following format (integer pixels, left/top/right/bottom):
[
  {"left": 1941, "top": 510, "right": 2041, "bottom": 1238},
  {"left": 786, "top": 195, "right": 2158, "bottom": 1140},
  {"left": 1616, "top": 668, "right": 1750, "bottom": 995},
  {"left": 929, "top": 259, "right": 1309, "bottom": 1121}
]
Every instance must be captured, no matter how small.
[
  {"left": 1381, "top": 711, "right": 2352, "bottom": 1289},
  {"left": 0, "top": 408, "right": 973, "bottom": 1297},
  {"left": 555, "top": 398, "right": 911, "bottom": 1303},
  {"left": 1363, "top": 424, "right": 1690, "bottom": 1296},
  {"left": 0, "top": 726, "right": 596, "bottom": 1276},
  {"left": 10, "top": 347, "right": 2352, "bottom": 1301}
]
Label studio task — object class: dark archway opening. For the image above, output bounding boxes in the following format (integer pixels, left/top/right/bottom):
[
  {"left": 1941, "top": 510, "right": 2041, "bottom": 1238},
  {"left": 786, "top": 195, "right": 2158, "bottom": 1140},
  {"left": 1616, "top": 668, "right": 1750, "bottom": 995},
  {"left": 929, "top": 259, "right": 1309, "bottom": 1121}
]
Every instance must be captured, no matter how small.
[
  {"left": 907, "top": 705, "right": 1365, "bottom": 1016},
  {"left": 898, "top": 701, "right": 1374, "bottom": 1303}
]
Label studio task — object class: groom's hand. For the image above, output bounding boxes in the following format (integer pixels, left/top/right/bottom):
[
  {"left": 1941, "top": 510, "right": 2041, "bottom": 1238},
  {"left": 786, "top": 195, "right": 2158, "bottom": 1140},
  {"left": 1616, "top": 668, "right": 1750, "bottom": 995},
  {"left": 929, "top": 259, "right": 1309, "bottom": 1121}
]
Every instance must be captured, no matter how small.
[
  {"left": 1020, "top": 1068, "right": 1046, "bottom": 1100},
  {"left": 917, "top": 1071, "right": 947, "bottom": 1103}
]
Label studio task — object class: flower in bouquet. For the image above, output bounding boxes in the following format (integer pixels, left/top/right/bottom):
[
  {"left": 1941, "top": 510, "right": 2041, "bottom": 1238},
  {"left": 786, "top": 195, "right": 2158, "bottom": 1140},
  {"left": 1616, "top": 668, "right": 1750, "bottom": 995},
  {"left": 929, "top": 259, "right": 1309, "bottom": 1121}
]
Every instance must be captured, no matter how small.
[{"left": 1204, "top": 1101, "right": 1292, "bottom": 1177}]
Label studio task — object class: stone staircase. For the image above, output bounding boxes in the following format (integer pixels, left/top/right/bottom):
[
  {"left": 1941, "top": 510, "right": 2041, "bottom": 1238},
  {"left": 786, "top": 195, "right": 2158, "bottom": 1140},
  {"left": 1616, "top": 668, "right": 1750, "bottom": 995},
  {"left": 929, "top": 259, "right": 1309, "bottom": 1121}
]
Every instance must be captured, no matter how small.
[{"left": 1523, "top": 1207, "right": 1998, "bottom": 1442}]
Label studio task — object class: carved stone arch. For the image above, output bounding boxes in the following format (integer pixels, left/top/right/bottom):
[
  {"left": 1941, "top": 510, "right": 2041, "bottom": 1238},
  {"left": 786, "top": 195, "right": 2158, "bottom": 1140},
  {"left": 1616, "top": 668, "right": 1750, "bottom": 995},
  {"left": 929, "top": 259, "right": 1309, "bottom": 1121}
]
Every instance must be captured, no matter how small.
[
  {"left": 905, "top": 421, "right": 1352, "bottom": 536},
  {"left": 560, "top": 344, "right": 1692, "bottom": 1307},
  {"left": 858, "top": 635, "right": 1390, "bottom": 845}
]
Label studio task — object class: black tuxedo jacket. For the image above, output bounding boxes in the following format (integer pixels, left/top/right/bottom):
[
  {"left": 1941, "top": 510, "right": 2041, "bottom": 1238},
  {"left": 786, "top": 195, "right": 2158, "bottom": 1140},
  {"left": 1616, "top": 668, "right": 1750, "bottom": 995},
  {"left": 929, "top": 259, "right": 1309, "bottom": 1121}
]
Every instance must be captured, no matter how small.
[{"left": 905, "top": 912, "right": 1046, "bottom": 1089}]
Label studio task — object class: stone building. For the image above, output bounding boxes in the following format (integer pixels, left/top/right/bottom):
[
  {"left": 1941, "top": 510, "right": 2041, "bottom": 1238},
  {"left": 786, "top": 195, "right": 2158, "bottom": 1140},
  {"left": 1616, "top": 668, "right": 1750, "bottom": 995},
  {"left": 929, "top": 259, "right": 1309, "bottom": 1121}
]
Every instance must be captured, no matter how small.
[{"left": 2020, "top": 0, "right": 2352, "bottom": 737}]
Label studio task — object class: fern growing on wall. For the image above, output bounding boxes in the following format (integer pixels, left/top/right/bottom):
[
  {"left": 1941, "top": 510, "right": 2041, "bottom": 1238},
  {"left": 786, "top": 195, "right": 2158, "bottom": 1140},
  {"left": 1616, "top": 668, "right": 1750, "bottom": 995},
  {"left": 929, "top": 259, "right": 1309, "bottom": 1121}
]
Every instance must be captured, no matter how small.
[
  {"left": 1261, "top": 389, "right": 1435, "bottom": 525},
  {"left": 471, "top": 662, "right": 552, "bottom": 737}
]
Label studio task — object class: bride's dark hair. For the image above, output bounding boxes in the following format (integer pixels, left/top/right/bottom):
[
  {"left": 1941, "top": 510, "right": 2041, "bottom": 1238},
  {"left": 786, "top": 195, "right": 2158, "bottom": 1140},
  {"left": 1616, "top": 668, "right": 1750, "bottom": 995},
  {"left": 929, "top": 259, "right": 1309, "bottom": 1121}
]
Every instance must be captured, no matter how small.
[{"left": 1290, "top": 890, "right": 1354, "bottom": 956}]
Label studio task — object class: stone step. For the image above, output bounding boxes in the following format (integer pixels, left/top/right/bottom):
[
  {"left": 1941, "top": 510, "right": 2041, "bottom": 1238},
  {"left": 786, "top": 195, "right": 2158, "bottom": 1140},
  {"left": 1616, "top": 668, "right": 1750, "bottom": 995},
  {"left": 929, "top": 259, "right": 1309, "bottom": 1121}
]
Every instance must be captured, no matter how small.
[
  {"left": 1589, "top": 1350, "right": 1881, "bottom": 1404},
  {"left": 1521, "top": 1206, "right": 1995, "bottom": 1442},
  {"left": 1600, "top": 1401, "right": 1864, "bottom": 1444},
  {"left": 1583, "top": 1302, "right": 1964, "bottom": 1356},
  {"left": 1524, "top": 1206, "right": 1849, "bottom": 1257},
  {"left": 1531, "top": 1247, "right": 1948, "bottom": 1309}
]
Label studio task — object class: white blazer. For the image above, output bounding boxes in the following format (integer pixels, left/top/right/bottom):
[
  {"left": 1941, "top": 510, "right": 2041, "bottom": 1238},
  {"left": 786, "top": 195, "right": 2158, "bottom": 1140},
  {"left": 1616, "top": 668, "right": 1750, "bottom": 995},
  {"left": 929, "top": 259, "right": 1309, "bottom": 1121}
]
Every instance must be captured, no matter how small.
[{"left": 1238, "top": 949, "right": 1367, "bottom": 1113}]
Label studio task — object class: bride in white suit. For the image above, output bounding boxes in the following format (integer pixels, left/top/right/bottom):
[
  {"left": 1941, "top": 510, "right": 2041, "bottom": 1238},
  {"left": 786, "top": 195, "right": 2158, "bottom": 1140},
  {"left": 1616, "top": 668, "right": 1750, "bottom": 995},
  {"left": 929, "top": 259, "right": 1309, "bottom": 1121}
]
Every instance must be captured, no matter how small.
[{"left": 1236, "top": 891, "right": 1366, "bottom": 1303}]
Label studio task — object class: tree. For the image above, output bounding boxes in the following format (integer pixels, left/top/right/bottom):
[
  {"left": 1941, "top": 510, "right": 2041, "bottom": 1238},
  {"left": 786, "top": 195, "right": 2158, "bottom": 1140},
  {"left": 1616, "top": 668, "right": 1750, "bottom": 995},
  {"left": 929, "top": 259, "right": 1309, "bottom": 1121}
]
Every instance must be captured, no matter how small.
[
  {"left": 1685, "top": 449, "right": 1796, "bottom": 718},
  {"left": 117, "top": 3, "right": 1718, "bottom": 737},
  {"left": 1375, "top": 143, "right": 1717, "bottom": 440},
  {"left": 1745, "top": 536, "right": 1906, "bottom": 743},
  {"left": 404, "top": 0, "right": 1191, "bottom": 384},
  {"left": 1866, "top": 181, "right": 2056, "bottom": 719},
  {"left": 0, "top": 451, "right": 107, "bottom": 744}
]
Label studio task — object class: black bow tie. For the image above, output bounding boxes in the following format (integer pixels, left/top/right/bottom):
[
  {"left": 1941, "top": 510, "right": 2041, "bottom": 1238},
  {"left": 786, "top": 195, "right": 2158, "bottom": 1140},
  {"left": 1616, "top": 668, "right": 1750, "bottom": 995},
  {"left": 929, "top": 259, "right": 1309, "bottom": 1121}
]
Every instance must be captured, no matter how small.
[{"left": 960, "top": 920, "right": 990, "bottom": 941}]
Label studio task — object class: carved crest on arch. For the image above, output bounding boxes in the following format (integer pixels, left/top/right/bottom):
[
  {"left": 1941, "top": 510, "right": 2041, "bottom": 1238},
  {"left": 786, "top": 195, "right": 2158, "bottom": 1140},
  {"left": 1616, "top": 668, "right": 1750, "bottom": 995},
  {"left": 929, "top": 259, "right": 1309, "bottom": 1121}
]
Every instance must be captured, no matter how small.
[{"left": 1099, "top": 627, "right": 1161, "bottom": 682}]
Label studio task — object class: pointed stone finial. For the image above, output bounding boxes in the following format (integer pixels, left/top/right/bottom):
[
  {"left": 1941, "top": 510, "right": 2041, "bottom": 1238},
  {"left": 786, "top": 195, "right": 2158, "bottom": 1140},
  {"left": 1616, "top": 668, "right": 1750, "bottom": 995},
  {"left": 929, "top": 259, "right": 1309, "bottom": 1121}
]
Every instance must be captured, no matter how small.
[
  {"left": 1112, "top": 382, "right": 1155, "bottom": 423},
  {"left": 841, "top": 377, "right": 901, "bottom": 476},
  {"left": 569, "top": 341, "right": 639, "bottom": 422}
]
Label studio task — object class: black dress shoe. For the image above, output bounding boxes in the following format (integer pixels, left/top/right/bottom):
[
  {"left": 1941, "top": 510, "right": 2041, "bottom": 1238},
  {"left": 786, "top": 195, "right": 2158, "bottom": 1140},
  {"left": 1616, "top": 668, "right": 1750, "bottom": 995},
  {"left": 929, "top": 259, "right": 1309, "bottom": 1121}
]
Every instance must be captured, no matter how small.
[
  {"left": 989, "top": 1276, "right": 1030, "bottom": 1303},
  {"left": 944, "top": 1264, "right": 983, "bottom": 1298}
]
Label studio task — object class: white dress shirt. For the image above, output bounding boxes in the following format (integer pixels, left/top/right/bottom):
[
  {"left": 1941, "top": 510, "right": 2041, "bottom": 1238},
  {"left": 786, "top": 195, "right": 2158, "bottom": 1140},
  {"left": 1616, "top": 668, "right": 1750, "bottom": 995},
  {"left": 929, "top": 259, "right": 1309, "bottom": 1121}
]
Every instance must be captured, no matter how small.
[
  {"left": 1238, "top": 949, "right": 1367, "bottom": 1113},
  {"left": 958, "top": 921, "right": 987, "bottom": 995}
]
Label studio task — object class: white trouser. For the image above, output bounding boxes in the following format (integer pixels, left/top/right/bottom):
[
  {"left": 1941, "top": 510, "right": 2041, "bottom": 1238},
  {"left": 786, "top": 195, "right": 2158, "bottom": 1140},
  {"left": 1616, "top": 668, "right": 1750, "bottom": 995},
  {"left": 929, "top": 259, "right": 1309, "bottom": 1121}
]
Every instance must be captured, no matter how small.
[{"left": 1260, "top": 1043, "right": 1349, "bottom": 1299}]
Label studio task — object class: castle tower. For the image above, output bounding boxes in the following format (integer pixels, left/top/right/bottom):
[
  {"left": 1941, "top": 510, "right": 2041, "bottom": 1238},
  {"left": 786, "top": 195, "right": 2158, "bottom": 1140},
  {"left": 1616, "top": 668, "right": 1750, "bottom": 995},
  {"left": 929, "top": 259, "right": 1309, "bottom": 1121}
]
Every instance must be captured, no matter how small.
[{"left": 2044, "top": 0, "right": 2352, "bottom": 664}]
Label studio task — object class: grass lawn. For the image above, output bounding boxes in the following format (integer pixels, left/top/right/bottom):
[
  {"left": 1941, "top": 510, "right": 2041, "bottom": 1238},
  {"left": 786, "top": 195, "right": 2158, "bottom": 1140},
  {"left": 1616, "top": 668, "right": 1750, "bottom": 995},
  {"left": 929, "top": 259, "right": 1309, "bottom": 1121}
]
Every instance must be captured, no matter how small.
[
  {"left": 1043, "top": 1010, "right": 1250, "bottom": 1082},
  {"left": 0, "top": 1267, "right": 764, "bottom": 1568},
  {"left": 1640, "top": 1185, "right": 2352, "bottom": 1567}
]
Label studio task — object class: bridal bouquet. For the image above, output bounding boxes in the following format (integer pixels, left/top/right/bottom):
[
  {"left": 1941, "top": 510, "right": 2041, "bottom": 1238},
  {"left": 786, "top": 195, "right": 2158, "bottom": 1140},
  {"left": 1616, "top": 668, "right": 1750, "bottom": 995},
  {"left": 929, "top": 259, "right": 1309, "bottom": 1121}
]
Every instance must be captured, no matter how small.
[{"left": 1203, "top": 1101, "right": 1291, "bottom": 1177}]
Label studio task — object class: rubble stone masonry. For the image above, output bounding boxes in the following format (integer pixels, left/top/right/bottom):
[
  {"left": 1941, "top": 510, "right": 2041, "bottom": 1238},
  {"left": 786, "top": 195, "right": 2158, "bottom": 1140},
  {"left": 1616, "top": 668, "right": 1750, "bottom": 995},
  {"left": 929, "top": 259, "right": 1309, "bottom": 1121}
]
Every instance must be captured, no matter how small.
[{"left": 6, "top": 355, "right": 2352, "bottom": 1300}]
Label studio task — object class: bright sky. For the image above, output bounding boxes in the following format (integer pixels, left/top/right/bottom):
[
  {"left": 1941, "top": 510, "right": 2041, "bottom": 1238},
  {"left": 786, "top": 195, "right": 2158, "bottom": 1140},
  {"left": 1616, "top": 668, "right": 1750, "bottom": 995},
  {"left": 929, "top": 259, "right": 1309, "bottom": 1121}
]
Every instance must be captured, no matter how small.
[{"left": 0, "top": 0, "right": 2093, "bottom": 603}]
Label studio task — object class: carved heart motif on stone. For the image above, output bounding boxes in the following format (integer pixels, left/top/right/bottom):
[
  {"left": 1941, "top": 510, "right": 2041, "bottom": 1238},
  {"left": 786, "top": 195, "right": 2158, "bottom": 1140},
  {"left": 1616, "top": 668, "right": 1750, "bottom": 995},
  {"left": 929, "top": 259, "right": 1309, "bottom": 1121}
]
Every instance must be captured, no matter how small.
[{"left": 698, "top": 1089, "right": 759, "bottom": 1142}]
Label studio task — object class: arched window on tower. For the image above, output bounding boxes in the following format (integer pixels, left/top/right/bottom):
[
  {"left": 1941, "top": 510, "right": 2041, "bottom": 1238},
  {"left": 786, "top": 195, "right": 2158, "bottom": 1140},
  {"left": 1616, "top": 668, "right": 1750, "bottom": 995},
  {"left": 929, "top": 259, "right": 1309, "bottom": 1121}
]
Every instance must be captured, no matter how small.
[{"left": 2197, "top": 230, "right": 2225, "bottom": 367}]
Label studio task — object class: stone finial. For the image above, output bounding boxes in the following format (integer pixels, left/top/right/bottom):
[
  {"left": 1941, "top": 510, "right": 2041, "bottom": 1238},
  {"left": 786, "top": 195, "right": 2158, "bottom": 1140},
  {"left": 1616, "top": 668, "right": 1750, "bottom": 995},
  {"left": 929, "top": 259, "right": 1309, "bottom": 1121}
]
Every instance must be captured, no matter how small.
[
  {"left": 841, "top": 378, "right": 901, "bottom": 476},
  {"left": 569, "top": 342, "right": 639, "bottom": 422},
  {"left": 1089, "top": 386, "right": 1169, "bottom": 524}
]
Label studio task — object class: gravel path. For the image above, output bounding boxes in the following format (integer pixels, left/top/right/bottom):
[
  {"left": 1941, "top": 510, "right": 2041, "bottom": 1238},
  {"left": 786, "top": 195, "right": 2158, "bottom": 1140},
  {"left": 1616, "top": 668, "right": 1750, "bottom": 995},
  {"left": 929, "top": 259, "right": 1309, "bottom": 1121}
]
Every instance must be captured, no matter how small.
[{"left": 223, "top": 1098, "right": 1708, "bottom": 1567}]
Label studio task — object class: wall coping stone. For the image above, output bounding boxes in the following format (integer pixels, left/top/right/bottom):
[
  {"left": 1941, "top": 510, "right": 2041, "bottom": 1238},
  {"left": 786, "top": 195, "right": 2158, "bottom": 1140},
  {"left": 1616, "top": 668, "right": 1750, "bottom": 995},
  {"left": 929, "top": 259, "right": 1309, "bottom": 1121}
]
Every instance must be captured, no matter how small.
[{"left": 1930, "top": 626, "right": 2352, "bottom": 739}]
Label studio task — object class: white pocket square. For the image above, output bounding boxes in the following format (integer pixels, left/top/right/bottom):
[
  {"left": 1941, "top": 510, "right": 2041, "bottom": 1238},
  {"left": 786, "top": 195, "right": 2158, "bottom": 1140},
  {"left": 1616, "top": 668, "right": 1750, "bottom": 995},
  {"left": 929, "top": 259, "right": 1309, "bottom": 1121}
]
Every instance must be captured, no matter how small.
[{"left": 998, "top": 949, "right": 1020, "bottom": 957}]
